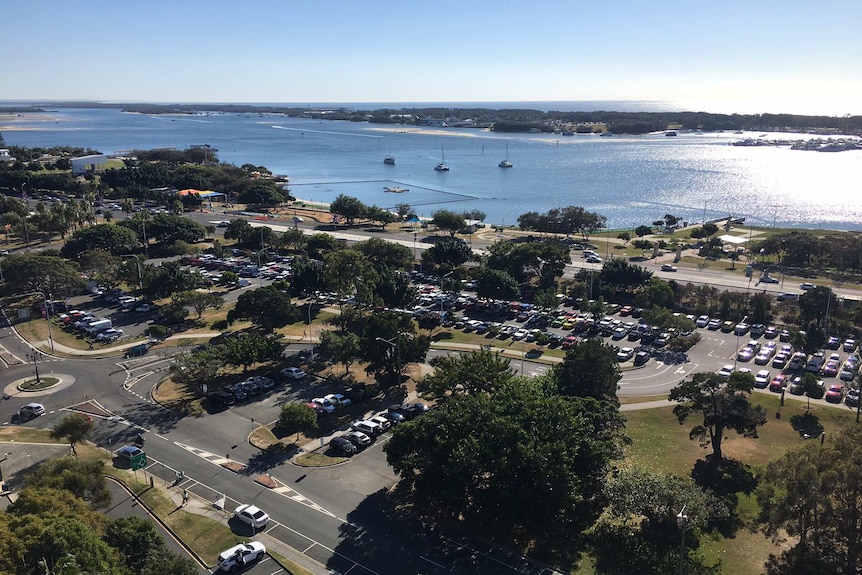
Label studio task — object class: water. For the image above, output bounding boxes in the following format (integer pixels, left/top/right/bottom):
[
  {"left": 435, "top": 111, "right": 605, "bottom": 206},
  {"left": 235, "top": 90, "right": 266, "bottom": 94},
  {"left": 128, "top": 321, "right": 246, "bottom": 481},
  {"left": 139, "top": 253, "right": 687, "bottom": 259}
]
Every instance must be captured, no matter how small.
[{"left": 3, "top": 107, "right": 861, "bottom": 230}]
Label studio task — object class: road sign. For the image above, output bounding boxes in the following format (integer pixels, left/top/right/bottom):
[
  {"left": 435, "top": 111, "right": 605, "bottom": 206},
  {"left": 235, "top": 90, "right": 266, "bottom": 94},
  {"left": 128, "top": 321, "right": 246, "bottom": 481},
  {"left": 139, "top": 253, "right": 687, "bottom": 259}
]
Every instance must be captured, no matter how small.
[{"left": 130, "top": 452, "right": 147, "bottom": 470}]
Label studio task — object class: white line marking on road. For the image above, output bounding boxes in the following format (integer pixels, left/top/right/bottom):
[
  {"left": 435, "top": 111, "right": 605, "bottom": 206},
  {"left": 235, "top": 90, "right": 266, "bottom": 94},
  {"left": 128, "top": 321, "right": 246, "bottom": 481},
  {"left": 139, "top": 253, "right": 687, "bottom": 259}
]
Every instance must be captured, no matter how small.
[
  {"left": 420, "top": 556, "right": 446, "bottom": 569},
  {"left": 302, "top": 543, "right": 316, "bottom": 553}
]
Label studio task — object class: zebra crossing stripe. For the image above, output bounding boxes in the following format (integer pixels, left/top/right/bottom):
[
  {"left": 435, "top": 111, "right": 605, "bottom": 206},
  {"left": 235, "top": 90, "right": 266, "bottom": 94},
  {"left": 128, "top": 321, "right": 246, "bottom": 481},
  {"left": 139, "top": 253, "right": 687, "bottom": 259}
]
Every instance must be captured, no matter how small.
[{"left": 173, "top": 442, "right": 334, "bottom": 517}]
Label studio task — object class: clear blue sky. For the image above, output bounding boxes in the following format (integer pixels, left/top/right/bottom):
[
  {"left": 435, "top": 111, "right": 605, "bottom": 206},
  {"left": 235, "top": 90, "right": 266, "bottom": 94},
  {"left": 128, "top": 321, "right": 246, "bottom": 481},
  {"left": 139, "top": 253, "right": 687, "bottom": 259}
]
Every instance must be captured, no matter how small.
[{"left": 2, "top": 0, "right": 860, "bottom": 115}]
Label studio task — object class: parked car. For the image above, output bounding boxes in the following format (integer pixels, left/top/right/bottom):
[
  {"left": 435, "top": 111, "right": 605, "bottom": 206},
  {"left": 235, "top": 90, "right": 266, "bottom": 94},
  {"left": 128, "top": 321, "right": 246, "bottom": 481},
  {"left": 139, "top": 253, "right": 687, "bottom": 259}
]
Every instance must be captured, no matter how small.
[
  {"left": 207, "top": 390, "right": 235, "bottom": 408},
  {"left": 233, "top": 504, "right": 270, "bottom": 529},
  {"left": 381, "top": 411, "right": 405, "bottom": 424},
  {"left": 717, "top": 365, "right": 735, "bottom": 379},
  {"left": 352, "top": 420, "right": 383, "bottom": 437},
  {"left": 754, "top": 370, "right": 771, "bottom": 388},
  {"left": 825, "top": 384, "right": 845, "bottom": 403},
  {"left": 325, "top": 393, "right": 352, "bottom": 407},
  {"left": 344, "top": 430, "right": 372, "bottom": 448},
  {"left": 217, "top": 542, "right": 266, "bottom": 572},
  {"left": 311, "top": 398, "right": 335, "bottom": 413},
  {"left": 281, "top": 367, "right": 306, "bottom": 380},
  {"left": 695, "top": 315, "right": 709, "bottom": 328},
  {"left": 799, "top": 282, "right": 816, "bottom": 291},
  {"left": 330, "top": 436, "right": 357, "bottom": 455},
  {"left": 845, "top": 389, "right": 861, "bottom": 408},
  {"left": 369, "top": 415, "right": 392, "bottom": 431},
  {"left": 843, "top": 339, "right": 857, "bottom": 353},
  {"left": 616, "top": 347, "right": 635, "bottom": 361},
  {"left": 769, "top": 375, "right": 788, "bottom": 393}
]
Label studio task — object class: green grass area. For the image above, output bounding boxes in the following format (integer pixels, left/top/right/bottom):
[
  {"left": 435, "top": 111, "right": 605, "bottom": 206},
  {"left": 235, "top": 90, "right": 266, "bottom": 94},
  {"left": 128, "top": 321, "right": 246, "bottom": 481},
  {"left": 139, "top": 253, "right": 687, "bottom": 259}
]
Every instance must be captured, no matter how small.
[
  {"left": 295, "top": 452, "right": 348, "bottom": 467},
  {"left": 19, "top": 376, "right": 59, "bottom": 390}
]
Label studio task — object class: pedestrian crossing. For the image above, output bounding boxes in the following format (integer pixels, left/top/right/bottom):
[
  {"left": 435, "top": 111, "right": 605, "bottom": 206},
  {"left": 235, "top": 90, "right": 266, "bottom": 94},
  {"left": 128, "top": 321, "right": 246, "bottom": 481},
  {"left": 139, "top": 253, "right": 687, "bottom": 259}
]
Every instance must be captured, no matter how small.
[{"left": 174, "top": 442, "right": 334, "bottom": 517}]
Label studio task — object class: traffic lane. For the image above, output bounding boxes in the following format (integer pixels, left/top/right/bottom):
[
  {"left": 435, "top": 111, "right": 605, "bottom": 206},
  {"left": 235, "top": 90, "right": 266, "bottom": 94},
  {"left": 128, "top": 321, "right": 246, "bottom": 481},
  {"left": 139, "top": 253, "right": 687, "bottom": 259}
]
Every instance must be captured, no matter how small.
[{"left": 104, "top": 480, "right": 208, "bottom": 574}]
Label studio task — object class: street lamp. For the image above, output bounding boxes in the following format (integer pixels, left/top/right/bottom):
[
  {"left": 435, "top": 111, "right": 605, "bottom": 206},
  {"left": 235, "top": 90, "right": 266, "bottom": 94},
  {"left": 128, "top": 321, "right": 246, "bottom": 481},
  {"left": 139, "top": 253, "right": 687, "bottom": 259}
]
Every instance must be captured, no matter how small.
[
  {"left": 376, "top": 335, "right": 401, "bottom": 385},
  {"left": 440, "top": 271, "right": 455, "bottom": 314},
  {"left": 733, "top": 315, "right": 749, "bottom": 371},
  {"left": 677, "top": 505, "right": 688, "bottom": 575},
  {"left": 306, "top": 301, "right": 314, "bottom": 355},
  {"left": 28, "top": 350, "right": 42, "bottom": 384},
  {"left": 121, "top": 254, "right": 142, "bottom": 290},
  {"left": 20, "top": 290, "right": 55, "bottom": 354}
]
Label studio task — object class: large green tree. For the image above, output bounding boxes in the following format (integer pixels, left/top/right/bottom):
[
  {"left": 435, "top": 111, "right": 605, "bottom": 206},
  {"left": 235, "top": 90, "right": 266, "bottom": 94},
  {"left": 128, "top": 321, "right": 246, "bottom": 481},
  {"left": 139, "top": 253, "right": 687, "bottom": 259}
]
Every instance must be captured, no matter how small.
[
  {"left": 354, "top": 237, "right": 413, "bottom": 271},
  {"left": 173, "top": 290, "right": 223, "bottom": 319},
  {"left": 360, "top": 311, "right": 430, "bottom": 384},
  {"left": 547, "top": 339, "right": 622, "bottom": 404},
  {"left": 50, "top": 413, "right": 93, "bottom": 455},
  {"left": 329, "top": 194, "right": 366, "bottom": 225},
  {"left": 475, "top": 266, "right": 520, "bottom": 301},
  {"left": 668, "top": 371, "right": 767, "bottom": 461},
  {"left": 757, "top": 424, "right": 862, "bottom": 575},
  {"left": 0, "top": 253, "right": 85, "bottom": 299},
  {"left": 61, "top": 223, "right": 139, "bottom": 258},
  {"left": 599, "top": 257, "right": 654, "bottom": 290},
  {"left": 229, "top": 285, "right": 300, "bottom": 330},
  {"left": 385, "top": 379, "right": 626, "bottom": 565},
  {"left": 422, "top": 237, "right": 473, "bottom": 269},
  {"left": 278, "top": 402, "right": 319, "bottom": 443},
  {"left": 319, "top": 330, "right": 362, "bottom": 374},
  {"left": 431, "top": 209, "right": 466, "bottom": 236},
  {"left": 418, "top": 349, "right": 515, "bottom": 399},
  {"left": 23, "top": 458, "right": 111, "bottom": 508},
  {"left": 589, "top": 469, "right": 727, "bottom": 575}
]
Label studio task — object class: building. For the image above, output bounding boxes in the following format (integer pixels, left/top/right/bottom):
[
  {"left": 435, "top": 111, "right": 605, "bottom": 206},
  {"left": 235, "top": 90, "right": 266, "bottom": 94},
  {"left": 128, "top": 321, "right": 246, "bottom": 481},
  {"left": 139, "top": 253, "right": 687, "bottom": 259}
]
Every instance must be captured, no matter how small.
[
  {"left": 0, "top": 149, "right": 15, "bottom": 162},
  {"left": 70, "top": 154, "right": 107, "bottom": 175}
]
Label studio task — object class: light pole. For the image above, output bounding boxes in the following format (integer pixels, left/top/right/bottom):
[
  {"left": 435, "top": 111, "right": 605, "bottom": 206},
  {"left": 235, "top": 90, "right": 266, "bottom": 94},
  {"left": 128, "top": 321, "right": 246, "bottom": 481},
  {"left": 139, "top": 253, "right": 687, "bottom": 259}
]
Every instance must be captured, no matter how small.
[
  {"left": 376, "top": 335, "right": 401, "bottom": 385},
  {"left": 306, "top": 301, "right": 314, "bottom": 355},
  {"left": 440, "top": 271, "right": 455, "bottom": 314},
  {"left": 733, "top": 315, "right": 749, "bottom": 371},
  {"left": 21, "top": 290, "right": 55, "bottom": 354},
  {"left": 677, "top": 505, "right": 688, "bottom": 575},
  {"left": 28, "top": 350, "right": 42, "bottom": 383},
  {"left": 121, "top": 254, "right": 142, "bottom": 290}
]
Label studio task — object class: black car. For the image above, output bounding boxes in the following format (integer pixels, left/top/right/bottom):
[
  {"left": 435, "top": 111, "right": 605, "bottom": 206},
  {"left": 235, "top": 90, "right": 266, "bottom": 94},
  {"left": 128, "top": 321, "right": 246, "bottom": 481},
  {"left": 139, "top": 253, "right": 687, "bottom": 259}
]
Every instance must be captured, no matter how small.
[
  {"left": 207, "top": 390, "right": 235, "bottom": 408},
  {"left": 330, "top": 437, "right": 357, "bottom": 456},
  {"left": 381, "top": 411, "right": 405, "bottom": 424},
  {"left": 387, "top": 404, "right": 417, "bottom": 420}
]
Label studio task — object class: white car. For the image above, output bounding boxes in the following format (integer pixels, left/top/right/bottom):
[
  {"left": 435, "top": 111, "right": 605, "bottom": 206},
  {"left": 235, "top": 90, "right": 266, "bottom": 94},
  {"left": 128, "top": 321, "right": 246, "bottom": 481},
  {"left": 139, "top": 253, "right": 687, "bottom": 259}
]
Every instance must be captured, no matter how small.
[
  {"left": 616, "top": 347, "right": 635, "bottom": 361},
  {"left": 695, "top": 315, "right": 709, "bottom": 328},
  {"left": 325, "top": 393, "right": 352, "bottom": 407},
  {"left": 18, "top": 402, "right": 46, "bottom": 421},
  {"left": 134, "top": 303, "right": 152, "bottom": 313},
  {"left": 311, "top": 398, "right": 335, "bottom": 413},
  {"left": 281, "top": 367, "right": 306, "bottom": 380},
  {"left": 755, "top": 370, "right": 771, "bottom": 386},
  {"left": 717, "top": 365, "right": 735, "bottom": 379},
  {"left": 217, "top": 542, "right": 266, "bottom": 571},
  {"left": 369, "top": 415, "right": 392, "bottom": 431},
  {"left": 661, "top": 264, "right": 678, "bottom": 272},
  {"left": 233, "top": 504, "right": 270, "bottom": 529}
]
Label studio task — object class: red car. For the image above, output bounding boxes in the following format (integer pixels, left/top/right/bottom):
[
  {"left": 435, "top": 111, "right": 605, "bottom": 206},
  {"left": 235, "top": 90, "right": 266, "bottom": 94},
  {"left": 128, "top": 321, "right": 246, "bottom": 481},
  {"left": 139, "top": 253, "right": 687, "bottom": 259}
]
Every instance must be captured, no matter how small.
[
  {"left": 769, "top": 375, "right": 788, "bottom": 393},
  {"left": 825, "top": 384, "right": 844, "bottom": 403},
  {"left": 822, "top": 360, "right": 840, "bottom": 378}
]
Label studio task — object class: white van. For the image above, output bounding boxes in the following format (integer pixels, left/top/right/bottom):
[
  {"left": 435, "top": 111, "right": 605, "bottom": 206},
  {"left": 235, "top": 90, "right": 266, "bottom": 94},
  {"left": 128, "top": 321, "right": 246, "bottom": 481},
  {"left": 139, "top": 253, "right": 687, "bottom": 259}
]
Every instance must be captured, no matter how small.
[
  {"left": 351, "top": 420, "right": 383, "bottom": 437},
  {"left": 86, "top": 318, "right": 113, "bottom": 334}
]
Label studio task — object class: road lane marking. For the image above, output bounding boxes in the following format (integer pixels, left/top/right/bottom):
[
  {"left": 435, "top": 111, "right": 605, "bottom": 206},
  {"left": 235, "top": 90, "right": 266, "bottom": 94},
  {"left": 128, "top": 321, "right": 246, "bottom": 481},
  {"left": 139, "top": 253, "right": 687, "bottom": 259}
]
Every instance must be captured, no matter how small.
[
  {"left": 173, "top": 441, "right": 335, "bottom": 517},
  {"left": 421, "top": 555, "right": 446, "bottom": 569}
]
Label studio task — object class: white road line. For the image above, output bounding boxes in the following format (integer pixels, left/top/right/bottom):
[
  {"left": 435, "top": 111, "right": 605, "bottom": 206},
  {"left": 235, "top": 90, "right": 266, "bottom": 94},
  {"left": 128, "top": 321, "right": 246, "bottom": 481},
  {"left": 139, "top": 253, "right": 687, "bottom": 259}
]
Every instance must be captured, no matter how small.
[
  {"left": 302, "top": 543, "right": 316, "bottom": 553},
  {"left": 420, "top": 556, "right": 446, "bottom": 569}
]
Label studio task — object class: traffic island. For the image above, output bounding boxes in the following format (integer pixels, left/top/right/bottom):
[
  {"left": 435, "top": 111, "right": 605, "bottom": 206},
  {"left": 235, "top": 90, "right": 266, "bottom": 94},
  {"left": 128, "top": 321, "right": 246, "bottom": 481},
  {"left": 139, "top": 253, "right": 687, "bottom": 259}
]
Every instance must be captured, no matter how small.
[
  {"left": 18, "top": 377, "right": 60, "bottom": 391},
  {"left": 3, "top": 373, "right": 76, "bottom": 399},
  {"left": 220, "top": 461, "right": 246, "bottom": 473}
]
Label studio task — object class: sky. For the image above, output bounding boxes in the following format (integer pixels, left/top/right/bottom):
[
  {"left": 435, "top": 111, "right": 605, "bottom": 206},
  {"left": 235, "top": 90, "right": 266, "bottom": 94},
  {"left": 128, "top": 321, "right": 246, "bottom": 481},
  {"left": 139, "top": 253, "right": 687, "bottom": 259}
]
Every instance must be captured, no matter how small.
[{"left": 2, "top": 0, "right": 860, "bottom": 115}]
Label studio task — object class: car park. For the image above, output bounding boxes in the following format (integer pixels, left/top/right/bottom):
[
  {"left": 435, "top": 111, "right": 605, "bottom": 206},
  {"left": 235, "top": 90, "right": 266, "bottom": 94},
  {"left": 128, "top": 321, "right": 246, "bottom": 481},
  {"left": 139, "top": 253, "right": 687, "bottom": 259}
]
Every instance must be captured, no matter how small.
[
  {"left": 233, "top": 504, "right": 270, "bottom": 529},
  {"left": 330, "top": 436, "right": 357, "bottom": 455},
  {"left": 787, "top": 377, "right": 805, "bottom": 395},
  {"left": 825, "top": 383, "right": 844, "bottom": 403},
  {"left": 779, "top": 329, "right": 792, "bottom": 342},
  {"left": 754, "top": 370, "right": 771, "bottom": 388},
  {"left": 217, "top": 542, "right": 267, "bottom": 572},
  {"left": 737, "top": 348, "right": 755, "bottom": 362},
  {"left": 381, "top": 411, "right": 405, "bottom": 424}
]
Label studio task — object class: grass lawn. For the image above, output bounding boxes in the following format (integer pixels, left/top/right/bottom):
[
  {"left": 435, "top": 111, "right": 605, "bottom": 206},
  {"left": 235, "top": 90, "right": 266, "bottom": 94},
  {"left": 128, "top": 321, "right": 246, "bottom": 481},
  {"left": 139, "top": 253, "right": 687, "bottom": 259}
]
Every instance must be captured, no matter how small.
[{"left": 621, "top": 393, "right": 859, "bottom": 575}]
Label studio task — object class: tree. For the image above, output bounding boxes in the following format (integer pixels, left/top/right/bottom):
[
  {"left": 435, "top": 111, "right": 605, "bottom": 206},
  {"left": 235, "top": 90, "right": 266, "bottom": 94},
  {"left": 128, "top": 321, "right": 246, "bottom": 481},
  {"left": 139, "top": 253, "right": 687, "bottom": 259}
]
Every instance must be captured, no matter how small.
[
  {"left": 141, "top": 260, "right": 203, "bottom": 299},
  {"left": 668, "top": 371, "right": 767, "bottom": 461},
  {"left": 286, "top": 255, "right": 324, "bottom": 296},
  {"left": 664, "top": 213, "right": 679, "bottom": 227},
  {"left": 462, "top": 209, "right": 487, "bottom": 222},
  {"left": 423, "top": 237, "right": 472, "bottom": 269},
  {"left": 145, "top": 213, "right": 206, "bottom": 244},
  {"left": 237, "top": 181, "right": 284, "bottom": 206},
  {"left": 757, "top": 424, "right": 862, "bottom": 575},
  {"left": 800, "top": 373, "right": 823, "bottom": 412},
  {"left": 50, "top": 413, "right": 93, "bottom": 455},
  {"left": 0, "top": 253, "right": 85, "bottom": 299},
  {"left": 229, "top": 285, "right": 300, "bottom": 330},
  {"left": 635, "top": 224, "right": 653, "bottom": 237},
  {"left": 323, "top": 249, "right": 376, "bottom": 305},
  {"left": 384, "top": 379, "right": 626, "bottom": 565},
  {"left": 364, "top": 205, "right": 398, "bottom": 228},
  {"left": 173, "top": 290, "right": 223, "bottom": 319},
  {"left": 319, "top": 331, "right": 361, "bottom": 374},
  {"left": 486, "top": 240, "right": 569, "bottom": 288},
  {"left": 798, "top": 285, "right": 836, "bottom": 327},
  {"left": 431, "top": 209, "right": 466, "bottom": 236},
  {"left": 360, "top": 311, "right": 430, "bottom": 385},
  {"left": 279, "top": 403, "right": 318, "bottom": 443},
  {"left": 218, "top": 334, "right": 283, "bottom": 372},
  {"left": 24, "top": 458, "right": 111, "bottom": 507},
  {"left": 105, "top": 516, "right": 179, "bottom": 575},
  {"left": 372, "top": 267, "right": 417, "bottom": 309},
  {"left": 637, "top": 277, "right": 675, "bottom": 309},
  {"left": 354, "top": 237, "right": 413, "bottom": 271},
  {"left": 61, "top": 223, "right": 140, "bottom": 258},
  {"left": 599, "top": 257, "right": 653, "bottom": 290},
  {"left": 617, "top": 231, "right": 631, "bottom": 244},
  {"left": 475, "top": 267, "right": 519, "bottom": 301},
  {"left": 78, "top": 249, "right": 122, "bottom": 291},
  {"left": 589, "top": 469, "right": 728, "bottom": 575},
  {"left": 281, "top": 227, "right": 305, "bottom": 251},
  {"left": 394, "top": 203, "right": 413, "bottom": 219},
  {"left": 305, "top": 232, "right": 341, "bottom": 259},
  {"left": 330, "top": 194, "right": 366, "bottom": 225},
  {"left": 548, "top": 339, "right": 622, "bottom": 404},
  {"left": 170, "top": 351, "right": 219, "bottom": 391},
  {"left": 418, "top": 350, "right": 515, "bottom": 399}
]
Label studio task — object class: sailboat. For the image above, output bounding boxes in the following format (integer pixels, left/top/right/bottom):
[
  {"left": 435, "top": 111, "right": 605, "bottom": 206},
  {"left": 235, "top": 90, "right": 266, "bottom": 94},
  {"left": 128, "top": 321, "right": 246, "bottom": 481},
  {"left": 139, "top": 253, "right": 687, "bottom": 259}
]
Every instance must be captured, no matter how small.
[
  {"left": 434, "top": 145, "right": 449, "bottom": 171},
  {"left": 498, "top": 142, "right": 513, "bottom": 168}
]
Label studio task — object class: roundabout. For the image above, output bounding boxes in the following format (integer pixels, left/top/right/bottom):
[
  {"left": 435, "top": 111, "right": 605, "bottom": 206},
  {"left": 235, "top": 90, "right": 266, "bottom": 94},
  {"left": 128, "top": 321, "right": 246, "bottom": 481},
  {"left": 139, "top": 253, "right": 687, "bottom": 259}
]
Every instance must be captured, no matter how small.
[{"left": 3, "top": 373, "right": 76, "bottom": 399}]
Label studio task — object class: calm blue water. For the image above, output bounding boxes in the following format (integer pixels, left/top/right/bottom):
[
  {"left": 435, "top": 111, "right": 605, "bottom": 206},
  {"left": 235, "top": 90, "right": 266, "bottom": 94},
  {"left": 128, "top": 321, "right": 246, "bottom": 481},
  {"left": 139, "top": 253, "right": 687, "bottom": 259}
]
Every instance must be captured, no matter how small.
[{"left": 3, "top": 108, "right": 861, "bottom": 230}]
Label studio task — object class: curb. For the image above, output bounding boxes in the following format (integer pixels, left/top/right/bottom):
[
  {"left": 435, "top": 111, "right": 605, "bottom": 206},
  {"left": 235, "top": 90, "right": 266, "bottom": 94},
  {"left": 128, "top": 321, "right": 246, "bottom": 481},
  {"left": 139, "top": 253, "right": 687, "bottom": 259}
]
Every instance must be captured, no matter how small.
[{"left": 104, "top": 475, "right": 210, "bottom": 571}]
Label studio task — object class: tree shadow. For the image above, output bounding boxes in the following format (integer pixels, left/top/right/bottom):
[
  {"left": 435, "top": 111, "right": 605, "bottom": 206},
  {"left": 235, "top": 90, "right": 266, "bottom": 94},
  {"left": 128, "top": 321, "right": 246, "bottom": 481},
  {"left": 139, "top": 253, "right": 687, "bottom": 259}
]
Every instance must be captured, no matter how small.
[
  {"left": 241, "top": 443, "right": 297, "bottom": 475},
  {"left": 432, "top": 331, "right": 453, "bottom": 341},
  {"left": 789, "top": 412, "right": 824, "bottom": 439},
  {"left": 691, "top": 456, "right": 757, "bottom": 537}
]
